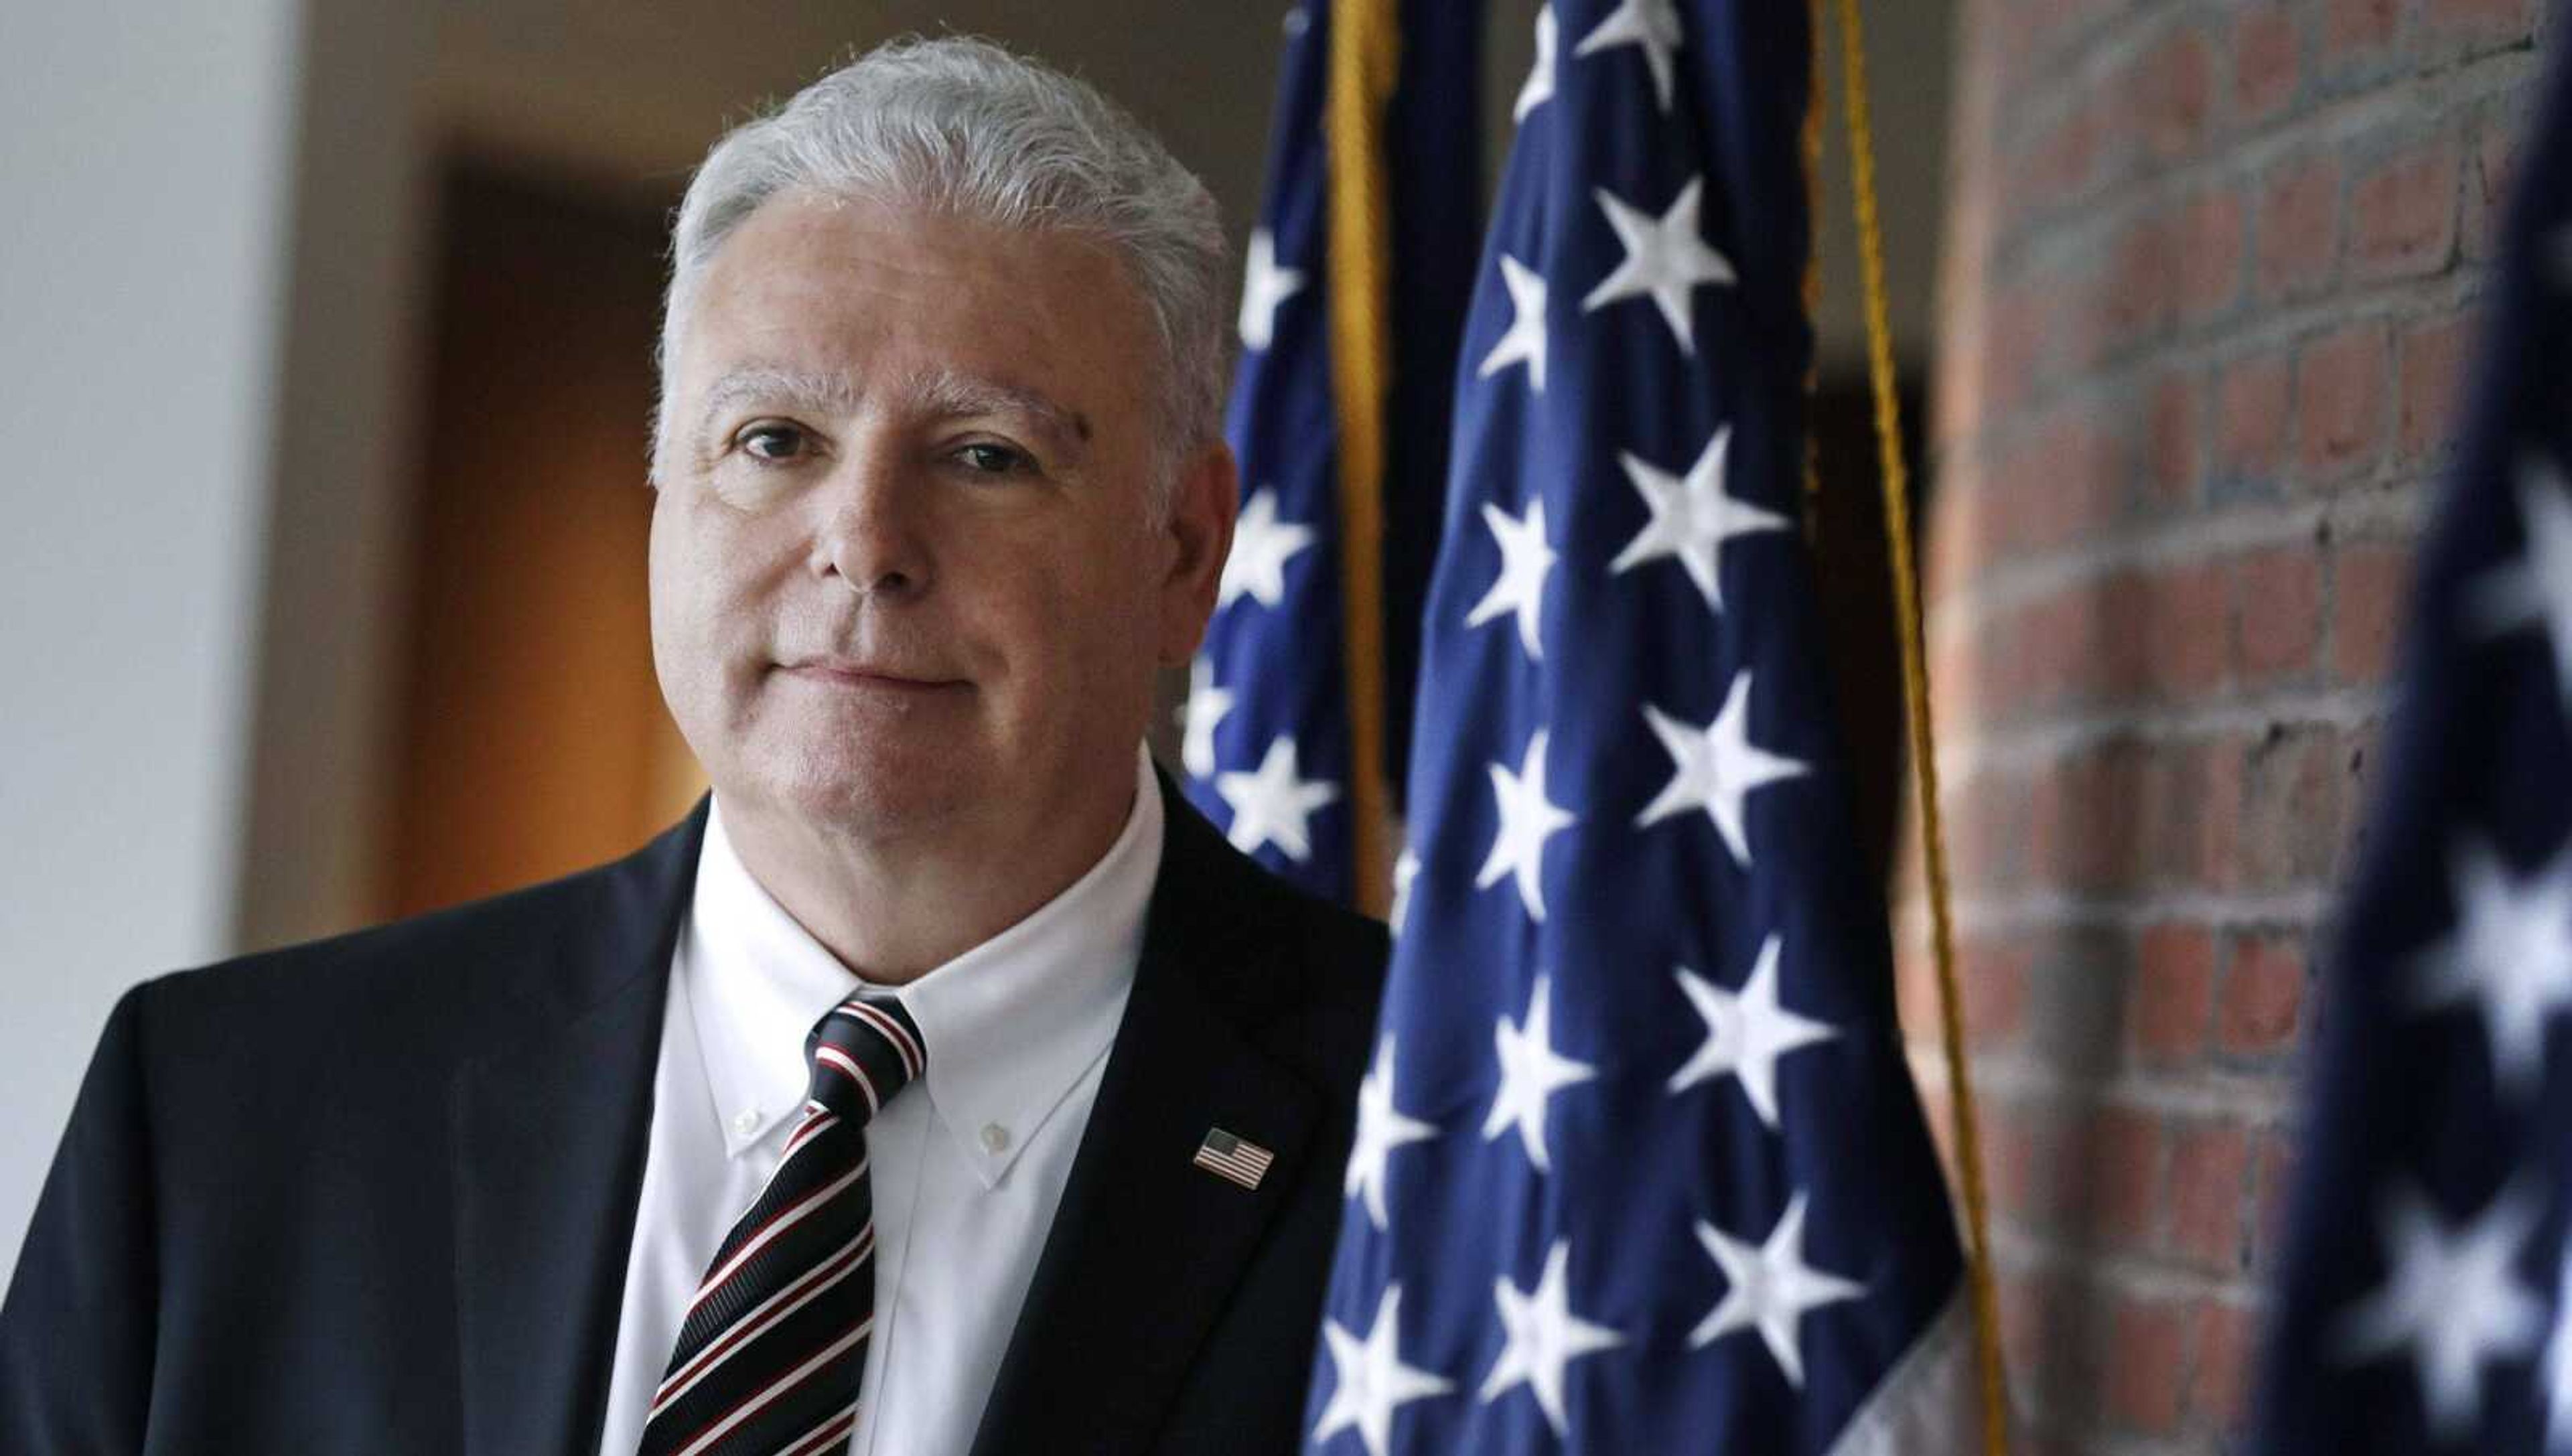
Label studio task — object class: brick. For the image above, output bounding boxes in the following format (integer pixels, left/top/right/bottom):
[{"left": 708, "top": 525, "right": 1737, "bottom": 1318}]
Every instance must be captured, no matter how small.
[
  {"left": 1992, "top": 405, "right": 2124, "bottom": 555},
  {"left": 2296, "top": 323, "right": 2390, "bottom": 484},
  {"left": 2232, "top": 4, "right": 2299, "bottom": 123},
  {"left": 2135, "top": 559, "right": 2232, "bottom": 699},
  {"left": 2177, "top": 186, "right": 2247, "bottom": 323},
  {"left": 2349, "top": 134, "right": 2462, "bottom": 282},
  {"left": 2026, "top": 929, "right": 2132, "bottom": 1071},
  {"left": 1964, "top": 934, "right": 2036, "bottom": 1049},
  {"left": 2148, "top": 737, "right": 2242, "bottom": 890},
  {"left": 2238, "top": 725, "right": 2346, "bottom": 890},
  {"left": 2319, "top": 0, "right": 2399, "bottom": 74},
  {"left": 2202, "top": 734, "right": 2246, "bottom": 891},
  {"left": 2103, "top": 1292, "right": 2191, "bottom": 1434},
  {"left": 2016, "top": 98, "right": 2101, "bottom": 221},
  {"left": 1944, "top": 764, "right": 2032, "bottom": 893},
  {"left": 2084, "top": 1104, "right": 2165, "bottom": 1253},
  {"left": 2078, "top": 210, "right": 2177, "bottom": 362},
  {"left": 2135, "top": 25, "right": 2216, "bottom": 166},
  {"left": 2421, "top": 0, "right": 2537, "bottom": 57},
  {"left": 2003, "top": 582, "right": 2115, "bottom": 714},
  {"left": 2215, "top": 350, "right": 2293, "bottom": 492},
  {"left": 1985, "top": 1098, "right": 2062, "bottom": 1229},
  {"left": 2232, "top": 544, "right": 2325, "bottom": 682},
  {"left": 2191, "top": 1299, "right": 2260, "bottom": 1429},
  {"left": 2145, "top": 369, "right": 2202, "bottom": 506},
  {"left": 2031, "top": 737, "right": 2149, "bottom": 890},
  {"left": 2167, "top": 1121, "right": 2254, "bottom": 1271},
  {"left": 2400, "top": 312, "right": 2475, "bottom": 464},
  {"left": 2131, "top": 922, "right": 2216, "bottom": 1063},
  {"left": 2222, "top": 932, "right": 2308, "bottom": 1057},
  {"left": 2333, "top": 539, "right": 2415, "bottom": 685},
  {"left": 2257, "top": 152, "right": 2341, "bottom": 302}
]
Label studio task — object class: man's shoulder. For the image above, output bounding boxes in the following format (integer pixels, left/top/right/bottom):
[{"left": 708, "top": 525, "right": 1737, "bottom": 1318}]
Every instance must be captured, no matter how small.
[
  {"left": 1154, "top": 784, "right": 1389, "bottom": 1088},
  {"left": 127, "top": 808, "right": 705, "bottom": 1062}
]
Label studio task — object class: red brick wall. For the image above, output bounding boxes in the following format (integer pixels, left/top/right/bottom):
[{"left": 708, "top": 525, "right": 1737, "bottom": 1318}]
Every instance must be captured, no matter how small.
[{"left": 1911, "top": 1, "right": 2547, "bottom": 1449}]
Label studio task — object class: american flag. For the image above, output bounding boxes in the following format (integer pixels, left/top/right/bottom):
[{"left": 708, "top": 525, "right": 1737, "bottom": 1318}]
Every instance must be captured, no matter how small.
[
  {"left": 2256, "top": 38, "right": 2572, "bottom": 1455},
  {"left": 1303, "top": 2, "right": 1974, "bottom": 1451},
  {"left": 1180, "top": 1, "right": 1478, "bottom": 904},
  {"left": 1196, "top": 1127, "right": 1279, "bottom": 1191}
]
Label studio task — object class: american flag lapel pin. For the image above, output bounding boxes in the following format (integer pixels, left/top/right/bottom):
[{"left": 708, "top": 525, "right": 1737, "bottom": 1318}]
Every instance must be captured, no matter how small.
[{"left": 1192, "top": 1126, "right": 1275, "bottom": 1191}]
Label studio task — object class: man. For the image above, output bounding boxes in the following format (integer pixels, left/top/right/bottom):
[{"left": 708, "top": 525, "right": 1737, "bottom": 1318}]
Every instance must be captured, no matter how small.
[{"left": 0, "top": 37, "right": 1387, "bottom": 1456}]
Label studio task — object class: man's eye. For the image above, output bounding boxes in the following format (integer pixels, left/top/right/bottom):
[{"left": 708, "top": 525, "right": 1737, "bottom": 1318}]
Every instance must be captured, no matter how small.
[
  {"left": 954, "top": 442, "right": 1031, "bottom": 474},
  {"left": 738, "top": 423, "right": 808, "bottom": 461}
]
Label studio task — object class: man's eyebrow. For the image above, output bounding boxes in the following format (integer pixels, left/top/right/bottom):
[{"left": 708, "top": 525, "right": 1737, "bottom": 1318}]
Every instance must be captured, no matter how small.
[
  {"left": 909, "top": 366, "right": 1094, "bottom": 446},
  {"left": 691, "top": 366, "right": 863, "bottom": 440},
  {"left": 689, "top": 364, "right": 1095, "bottom": 451}
]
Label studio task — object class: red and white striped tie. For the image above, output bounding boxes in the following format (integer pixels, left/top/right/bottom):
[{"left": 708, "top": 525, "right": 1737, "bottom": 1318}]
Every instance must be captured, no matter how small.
[{"left": 637, "top": 993, "right": 926, "bottom": 1456}]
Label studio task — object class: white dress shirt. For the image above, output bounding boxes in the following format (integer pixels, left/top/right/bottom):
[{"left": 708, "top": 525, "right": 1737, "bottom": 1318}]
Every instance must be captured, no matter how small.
[{"left": 595, "top": 749, "right": 1162, "bottom": 1456}]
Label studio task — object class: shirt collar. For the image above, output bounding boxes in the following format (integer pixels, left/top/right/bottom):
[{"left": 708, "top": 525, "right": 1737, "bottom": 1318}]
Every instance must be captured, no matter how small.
[{"left": 684, "top": 747, "right": 1162, "bottom": 1188}]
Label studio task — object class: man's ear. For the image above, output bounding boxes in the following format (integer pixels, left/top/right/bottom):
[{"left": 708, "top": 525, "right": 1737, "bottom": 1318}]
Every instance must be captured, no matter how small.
[{"left": 1156, "top": 441, "right": 1239, "bottom": 668}]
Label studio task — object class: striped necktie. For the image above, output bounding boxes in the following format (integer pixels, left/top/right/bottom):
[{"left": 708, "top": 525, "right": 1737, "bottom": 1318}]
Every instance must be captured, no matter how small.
[{"left": 637, "top": 993, "right": 927, "bottom": 1456}]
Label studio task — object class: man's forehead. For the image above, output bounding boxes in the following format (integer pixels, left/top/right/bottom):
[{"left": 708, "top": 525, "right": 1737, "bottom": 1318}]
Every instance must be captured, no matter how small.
[{"left": 693, "top": 362, "right": 1094, "bottom": 443}]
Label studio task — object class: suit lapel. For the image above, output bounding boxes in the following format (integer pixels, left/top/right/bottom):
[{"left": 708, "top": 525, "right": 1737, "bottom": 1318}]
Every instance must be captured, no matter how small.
[
  {"left": 971, "top": 782, "right": 1321, "bottom": 1456},
  {"left": 452, "top": 803, "right": 707, "bottom": 1456}
]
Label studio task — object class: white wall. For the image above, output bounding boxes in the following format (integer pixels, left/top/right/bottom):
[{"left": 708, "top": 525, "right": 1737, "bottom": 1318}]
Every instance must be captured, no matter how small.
[{"left": 0, "top": 2, "right": 307, "bottom": 1270}]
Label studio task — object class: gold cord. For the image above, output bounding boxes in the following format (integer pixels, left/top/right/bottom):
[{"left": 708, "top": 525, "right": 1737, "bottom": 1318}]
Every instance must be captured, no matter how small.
[
  {"left": 1831, "top": 0, "right": 2012, "bottom": 1449},
  {"left": 1326, "top": 0, "right": 1397, "bottom": 916}
]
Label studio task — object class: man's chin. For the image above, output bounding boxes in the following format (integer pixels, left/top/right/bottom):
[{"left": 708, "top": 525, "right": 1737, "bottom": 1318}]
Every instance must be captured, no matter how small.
[{"left": 737, "top": 750, "right": 978, "bottom": 843}]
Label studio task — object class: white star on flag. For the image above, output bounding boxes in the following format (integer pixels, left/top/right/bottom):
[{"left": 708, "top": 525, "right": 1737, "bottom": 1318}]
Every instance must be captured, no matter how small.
[
  {"left": 1481, "top": 974, "right": 1597, "bottom": 1173},
  {"left": 1390, "top": 848, "right": 1421, "bottom": 939},
  {"left": 1477, "top": 729, "right": 1577, "bottom": 921},
  {"left": 1573, "top": 0, "right": 1684, "bottom": 113},
  {"left": 1668, "top": 933, "right": 1839, "bottom": 1128},
  {"left": 1480, "top": 1239, "right": 1626, "bottom": 1437},
  {"left": 1180, "top": 656, "right": 1232, "bottom": 780},
  {"left": 2545, "top": 1244, "right": 2572, "bottom": 1452},
  {"left": 1582, "top": 177, "right": 1734, "bottom": 354},
  {"left": 1237, "top": 226, "right": 1304, "bottom": 352},
  {"left": 2467, "top": 454, "right": 2572, "bottom": 721},
  {"left": 1214, "top": 735, "right": 1339, "bottom": 862},
  {"left": 1464, "top": 497, "right": 1557, "bottom": 660},
  {"left": 1690, "top": 1191, "right": 1864, "bottom": 1388},
  {"left": 2409, "top": 833, "right": 2572, "bottom": 1100},
  {"left": 1314, "top": 1284, "right": 1453, "bottom": 1456},
  {"left": 1477, "top": 254, "right": 1550, "bottom": 392},
  {"left": 2334, "top": 1181, "right": 2545, "bottom": 1442},
  {"left": 1514, "top": 5, "right": 1558, "bottom": 123},
  {"left": 1608, "top": 424, "right": 1787, "bottom": 612},
  {"left": 1346, "top": 1035, "right": 1437, "bottom": 1232},
  {"left": 1219, "top": 488, "right": 1317, "bottom": 609},
  {"left": 1636, "top": 674, "right": 1809, "bottom": 868}
]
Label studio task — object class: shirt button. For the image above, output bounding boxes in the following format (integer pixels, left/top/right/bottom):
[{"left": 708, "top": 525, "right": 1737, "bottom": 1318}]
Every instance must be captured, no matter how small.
[
  {"left": 732, "top": 1110, "right": 763, "bottom": 1137},
  {"left": 980, "top": 1123, "right": 1011, "bottom": 1154}
]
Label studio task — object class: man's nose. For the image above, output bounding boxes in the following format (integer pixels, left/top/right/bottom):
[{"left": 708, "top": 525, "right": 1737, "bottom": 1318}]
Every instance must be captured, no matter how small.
[{"left": 810, "top": 447, "right": 932, "bottom": 597}]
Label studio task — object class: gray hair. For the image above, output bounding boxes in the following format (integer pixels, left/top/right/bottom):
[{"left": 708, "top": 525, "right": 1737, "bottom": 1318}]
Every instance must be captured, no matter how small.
[{"left": 651, "top": 35, "right": 1229, "bottom": 508}]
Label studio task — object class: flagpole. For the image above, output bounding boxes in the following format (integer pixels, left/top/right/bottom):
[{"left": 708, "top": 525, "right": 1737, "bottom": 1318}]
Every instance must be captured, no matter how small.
[
  {"left": 1829, "top": 0, "right": 2013, "bottom": 1450},
  {"left": 1326, "top": 0, "right": 1398, "bottom": 918}
]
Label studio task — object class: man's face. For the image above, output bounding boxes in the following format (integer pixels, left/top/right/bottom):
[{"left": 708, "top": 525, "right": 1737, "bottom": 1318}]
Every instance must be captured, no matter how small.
[{"left": 650, "top": 191, "right": 1230, "bottom": 851}]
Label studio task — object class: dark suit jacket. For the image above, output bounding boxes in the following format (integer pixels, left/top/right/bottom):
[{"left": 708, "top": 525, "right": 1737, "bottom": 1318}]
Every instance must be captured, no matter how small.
[{"left": 0, "top": 778, "right": 1388, "bottom": 1455}]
